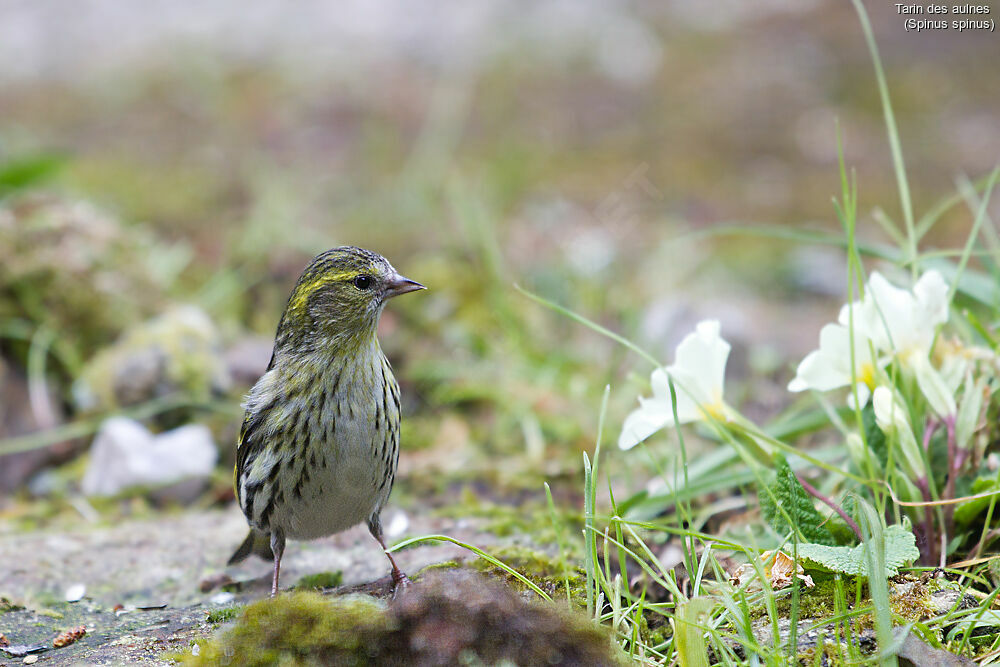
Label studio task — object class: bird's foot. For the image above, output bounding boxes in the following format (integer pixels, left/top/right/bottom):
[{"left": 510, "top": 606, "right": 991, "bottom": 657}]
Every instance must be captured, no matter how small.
[{"left": 391, "top": 571, "right": 411, "bottom": 598}]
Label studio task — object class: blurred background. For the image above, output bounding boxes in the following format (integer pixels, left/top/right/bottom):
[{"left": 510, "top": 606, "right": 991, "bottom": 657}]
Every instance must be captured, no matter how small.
[{"left": 1, "top": 0, "right": 998, "bottom": 562}]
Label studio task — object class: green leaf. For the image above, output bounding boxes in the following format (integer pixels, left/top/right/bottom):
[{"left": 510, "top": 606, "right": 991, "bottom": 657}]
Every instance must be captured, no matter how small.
[
  {"left": 0, "top": 154, "right": 64, "bottom": 196},
  {"left": 797, "top": 524, "right": 919, "bottom": 577},
  {"left": 759, "top": 455, "right": 836, "bottom": 545},
  {"left": 945, "top": 611, "right": 1000, "bottom": 637},
  {"left": 953, "top": 476, "right": 1000, "bottom": 526},
  {"left": 825, "top": 495, "right": 861, "bottom": 545},
  {"left": 861, "top": 404, "right": 887, "bottom": 468},
  {"left": 675, "top": 597, "right": 715, "bottom": 667}
]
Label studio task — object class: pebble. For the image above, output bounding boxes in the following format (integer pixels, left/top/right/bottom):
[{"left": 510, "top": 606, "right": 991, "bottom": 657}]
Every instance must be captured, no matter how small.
[
  {"left": 209, "top": 592, "right": 235, "bottom": 605},
  {"left": 65, "top": 584, "right": 86, "bottom": 603}
]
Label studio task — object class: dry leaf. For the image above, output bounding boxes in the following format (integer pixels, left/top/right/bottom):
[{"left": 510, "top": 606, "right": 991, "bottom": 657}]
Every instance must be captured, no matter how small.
[
  {"left": 729, "top": 550, "right": 814, "bottom": 590},
  {"left": 53, "top": 627, "right": 86, "bottom": 649}
]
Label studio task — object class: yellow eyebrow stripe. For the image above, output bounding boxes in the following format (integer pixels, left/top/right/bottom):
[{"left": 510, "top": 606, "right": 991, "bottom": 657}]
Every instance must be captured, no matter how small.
[{"left": 288, "top": 270, "right": 357, "bottom": 311}]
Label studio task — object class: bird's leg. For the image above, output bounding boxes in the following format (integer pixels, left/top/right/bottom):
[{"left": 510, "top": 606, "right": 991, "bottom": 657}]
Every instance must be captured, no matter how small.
[
  {"left": 368, "top": 517, "right": 410, "bottom": 592},
  {"left": 270, "top": 529, "right": 286, "bottom": 597}
]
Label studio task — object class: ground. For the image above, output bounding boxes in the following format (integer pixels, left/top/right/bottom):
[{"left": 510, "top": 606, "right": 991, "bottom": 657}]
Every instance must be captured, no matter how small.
[{"left": 0, "top": 510, "right": 521, "bottom": 665}]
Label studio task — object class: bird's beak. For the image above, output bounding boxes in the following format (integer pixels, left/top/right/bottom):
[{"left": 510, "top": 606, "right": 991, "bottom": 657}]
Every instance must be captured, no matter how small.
[{"left": 385, "top": 273, "right": 426, "bottom": 299}]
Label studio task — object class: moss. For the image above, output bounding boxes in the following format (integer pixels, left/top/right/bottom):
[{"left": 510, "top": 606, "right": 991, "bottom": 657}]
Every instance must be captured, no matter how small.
[
  {"left": 183, "top": 593, "right": 390, "bottom": 666},
  {"left": 471, "top": 545, "right": 588, "bottom": 605},
  {"left": 0, "top": 597, "right": 25, "bottom": 613},
  {"left": 889, "top": 580, "right": 933, "bottom": 623},
  {"left": 295, "top": 571, "right": 343, "bottom": 591},
  {"left": 432, "top": 487, "right": 584, "bottom": 556},
  {"left": 205, "top": 607, "right": 240, "bottom": 624},
  {"left": 415, "top": 560, "right": 462, "bottom": 574},
  {"left": 763, "top": 577, "right": 846, "bottom": 621},
  {"left": 0, "top": 194, "right": 174, "bottom": 379}
]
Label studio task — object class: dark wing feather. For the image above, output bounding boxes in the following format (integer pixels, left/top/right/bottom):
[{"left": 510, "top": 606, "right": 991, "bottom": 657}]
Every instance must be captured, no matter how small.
[
  {"left": 233, "top": 347, "right": 277, "bottom": 504},
  {"left": 234, "top": 406, "right": 269, "bottom": 505}
]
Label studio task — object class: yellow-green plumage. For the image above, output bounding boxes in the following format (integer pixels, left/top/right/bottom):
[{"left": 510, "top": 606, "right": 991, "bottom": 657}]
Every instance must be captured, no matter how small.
[{"left": 229, "top": 246, "right": 424, "bottom": 595}]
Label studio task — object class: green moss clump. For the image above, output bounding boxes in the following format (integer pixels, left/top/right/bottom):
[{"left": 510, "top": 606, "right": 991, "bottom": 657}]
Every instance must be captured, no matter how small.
[
  {"left": 758, "top": 576, "right": 846, "bottom": 621},
  {"left": 295, "top": 571, "right": 343, "bottom": 590},
  {"left": 0, "top": 597, "right": 26, "bottom": 613},
  {"left": 184, "top": 593, "right": 389, "bottom": 666},
  {"left": 205, "top": 607, "right": 240, "bottom": 624}
]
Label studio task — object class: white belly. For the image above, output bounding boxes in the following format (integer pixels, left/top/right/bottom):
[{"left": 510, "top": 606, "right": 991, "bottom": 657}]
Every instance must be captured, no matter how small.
[{"left": 269, "top": 408, "right": 392, "bottom": 540}]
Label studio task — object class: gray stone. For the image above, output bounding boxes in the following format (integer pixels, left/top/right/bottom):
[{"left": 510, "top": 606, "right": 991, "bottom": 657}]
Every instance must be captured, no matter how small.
[{"left": 81, "top": 417, "right": 217, "bottom": 500}]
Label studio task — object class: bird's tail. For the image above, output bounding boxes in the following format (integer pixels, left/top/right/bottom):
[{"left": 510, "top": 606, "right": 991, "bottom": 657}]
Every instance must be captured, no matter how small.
[{"left": 227, "top": 528, "right": 274, "bottom": 565}]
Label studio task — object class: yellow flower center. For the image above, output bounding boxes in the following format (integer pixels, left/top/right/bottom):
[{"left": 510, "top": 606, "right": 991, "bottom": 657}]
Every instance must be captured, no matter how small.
[
  {"left": 858, "top": 362, "right": 876, "bottom": 389},
  {"left": 699, "top": 398, "right": 727, "bottom": 422}
]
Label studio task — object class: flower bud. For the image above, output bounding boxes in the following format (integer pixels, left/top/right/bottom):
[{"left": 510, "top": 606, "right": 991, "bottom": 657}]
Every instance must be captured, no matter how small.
[
  {"left": 873, "top": 386, "right": 925, "bottom": 480},
  {"left": 911, "top": 355, "right": 957, "bottom": 418},
  {"left": 955, "top": 377, "right": 986, "bottom": 452}
]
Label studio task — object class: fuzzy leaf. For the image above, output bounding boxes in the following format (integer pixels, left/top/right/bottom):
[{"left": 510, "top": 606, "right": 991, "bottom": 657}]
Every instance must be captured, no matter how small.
[
  {"left": 759, "top": 455, "right": 836, "bottom": 545},
  {"left": 797, "top": 524, "right": 919, "bottom": 577}
]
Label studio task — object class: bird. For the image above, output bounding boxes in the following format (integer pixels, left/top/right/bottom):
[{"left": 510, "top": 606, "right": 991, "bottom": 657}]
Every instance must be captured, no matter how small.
[{"left": 228, "top": 246, "right": 425, "bottom": 596}]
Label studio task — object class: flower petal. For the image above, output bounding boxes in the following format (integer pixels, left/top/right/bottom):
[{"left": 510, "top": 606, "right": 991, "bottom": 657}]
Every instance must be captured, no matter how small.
[
  {"left": 649, "top": 367, "right": 671, "bottom": 402},
  {"left": 668, "top": 320, "right": 729, "bottom": 410},
  {"left": 618, "top": 402, "right": 674, "bottom": 450},
  {"left": 913, "top": 269, "right": 949, "bottom": 328},
  {"left": 864, "top": 271, "right": 916, "bottom": 352},
  {"left": 788, "top": 349, "right": 846, "bottom": 392}
]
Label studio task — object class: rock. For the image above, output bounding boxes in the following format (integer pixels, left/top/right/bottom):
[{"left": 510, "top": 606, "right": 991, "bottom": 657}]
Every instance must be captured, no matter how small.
[
  {"left": 81, "top": 417, "right": 217, "bottom": 501},
  {"left": 73, "top": 306, "right": 231, "bottom": 413},
  {"left": 895, "top": 627, "right": 976, "bottom": 667}
]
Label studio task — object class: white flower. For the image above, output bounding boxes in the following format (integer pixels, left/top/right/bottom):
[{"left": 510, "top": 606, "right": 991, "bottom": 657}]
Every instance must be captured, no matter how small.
[
  {"left": 845, "top": 270, "right": 948, "bottom": 362},
  {"left": 872, "top": 386, "right": 925, "bottom": 479},
  {"left": 792, "top": 269, "right": 953, "bottom": 412},
  {"left": 619, "top": 320, "right": 730, "bottom": 450},
  {"left": 788, "top": 323, "right": 881, "bottom": 405},
  {"left": 854, "top": 270, "right": 954, "bottom": 415}
]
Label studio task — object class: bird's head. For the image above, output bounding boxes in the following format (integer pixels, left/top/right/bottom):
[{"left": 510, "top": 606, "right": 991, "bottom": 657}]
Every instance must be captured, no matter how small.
[{"left": 275, "top": 246, "right": 424, "bottom": 353}]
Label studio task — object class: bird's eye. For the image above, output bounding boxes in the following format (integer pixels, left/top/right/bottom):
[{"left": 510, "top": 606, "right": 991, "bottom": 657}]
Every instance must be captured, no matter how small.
[{"left": 353, "top": 275, "right": 373, "bottom": 290}]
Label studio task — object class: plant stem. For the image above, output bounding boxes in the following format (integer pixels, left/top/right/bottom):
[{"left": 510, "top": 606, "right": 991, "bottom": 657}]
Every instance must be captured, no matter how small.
[
  {"left": 943, "top": 415, "right": 958, "bottom": 542},
  {"left": 915, "top": 477, "right": 938, "bottom": 566},
  {"left": 795, "top": 473, "right": 862, "bottom": 541}
]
